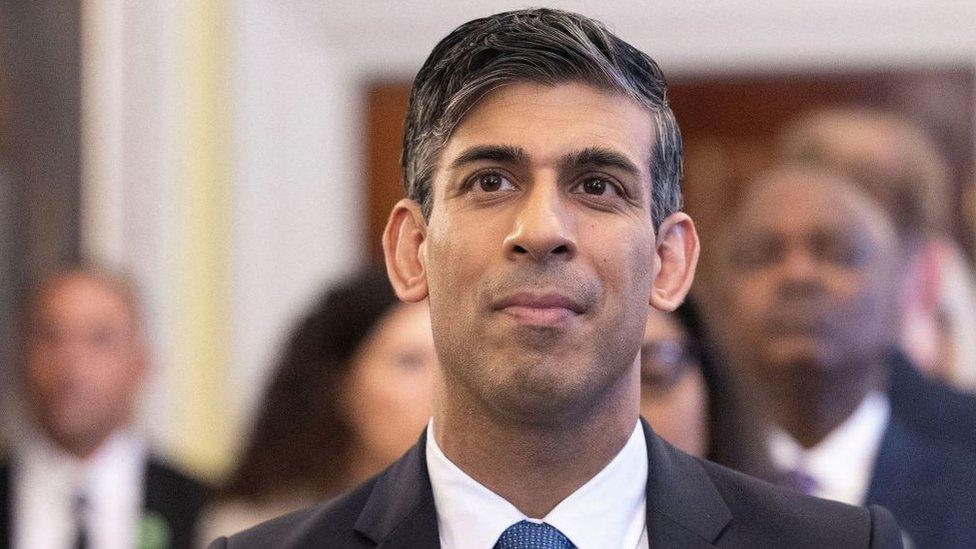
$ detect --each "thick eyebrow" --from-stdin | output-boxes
[449,145,527,170]
[560,147,642,178]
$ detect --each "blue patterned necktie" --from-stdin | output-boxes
[494,520,576,549]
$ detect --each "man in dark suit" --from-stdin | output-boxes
[778,107,976,456]
[716,167,976,548]
[780,108,976,392]
[1,266,207,549]
[216,9,902,548]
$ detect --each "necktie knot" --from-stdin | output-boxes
[782,467,819,495]
[494,520,575,549]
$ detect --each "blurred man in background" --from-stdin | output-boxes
[0,266,207,549]
[779,108,976,452]
[780,108,976,393]
[717,168,976,548]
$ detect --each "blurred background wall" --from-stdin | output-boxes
[2,0,975,479]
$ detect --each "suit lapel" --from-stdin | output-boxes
[354,429,440,548]
[0,461,10,548]
[142,459,208,549]
[351,423,732,548]
[642,420,730,548]
[864,419,908,508]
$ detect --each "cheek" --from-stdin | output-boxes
[347,361,433,461]
[834,275,890,327]
[640,372,708,455]
[590,230,654,293]
[730,279,765,317]
[26,345,59,377]
[824,268,862,295]
[425,220,502,333]
[350,361,432,424]
[102,356,142,397]
[824,272,878,315]
[426,227,486,296]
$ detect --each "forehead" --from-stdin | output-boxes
[735,174,891,242]
[439,81,654,175]
[33,274,134,326]
[800,114,912,167]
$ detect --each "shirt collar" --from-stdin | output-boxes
[17,427,147,506]
[426,419,647,549]
[768,392,890,505]
[14,428,148,549]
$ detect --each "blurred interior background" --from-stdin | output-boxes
[1,0,974,481]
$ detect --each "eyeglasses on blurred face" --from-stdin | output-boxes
[640,340,698,394]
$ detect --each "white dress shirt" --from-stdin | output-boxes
[426,420,649,549]
[768,392,890,505]
[12,429,148,549]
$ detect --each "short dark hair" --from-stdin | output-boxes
[402,8,683,230]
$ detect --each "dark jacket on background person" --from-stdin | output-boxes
[865,411,976,548]
[0,458,208,549]
[888,350,976,452]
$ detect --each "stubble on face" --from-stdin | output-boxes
[422,82,657,428]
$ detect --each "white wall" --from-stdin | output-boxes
[81,0,976,474]
[229,0,364,442]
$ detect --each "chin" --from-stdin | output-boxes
[485,356,611,424]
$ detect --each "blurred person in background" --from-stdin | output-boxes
[780,107,976,394]
[0,265,208,549]
[717,167,976,548]
[199,268,435,543]
[640,301,773,481]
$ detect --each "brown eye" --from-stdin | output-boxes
[478,173,510,192]
[582,178,608,195]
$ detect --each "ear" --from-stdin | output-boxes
[650,212,700,312]
[383,198,429,302]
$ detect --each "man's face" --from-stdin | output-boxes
[23,274,145,455]
[721,174,895,379]
[422,81,658,421]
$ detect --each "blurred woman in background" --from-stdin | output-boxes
[199,268,435,543]
[640,300,773,480]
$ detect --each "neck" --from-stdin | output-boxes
[766,359,885,448]
[36,415,129,462]
[47,430,113,461]
[433,364,640,518]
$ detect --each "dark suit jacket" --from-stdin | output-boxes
[865,416,976,549]
[0,456,208,549]
[213,421,901,548]
[887,350,976,452]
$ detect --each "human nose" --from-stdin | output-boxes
[776,247,824,299]
[503,181,577,263]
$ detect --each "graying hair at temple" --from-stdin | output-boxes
[401,8,684,231]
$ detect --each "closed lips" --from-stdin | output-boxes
[493,292,586,313]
